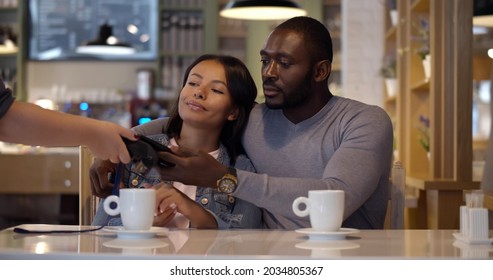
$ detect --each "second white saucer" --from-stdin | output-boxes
[295,240,360,251]
[103,226,169,239]
[295,227,360,240]
[103,238,169,249]
[452,232,493,245]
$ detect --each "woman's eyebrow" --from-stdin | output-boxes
[190,73,227,86]
[190,73,203,79]
[211,80,227,86]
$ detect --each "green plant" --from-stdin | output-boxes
[417,114,430,152]
[387,0,397,10]
[380,56,396,78]
[413,18,430,60]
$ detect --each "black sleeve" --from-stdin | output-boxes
[0,78,15,119]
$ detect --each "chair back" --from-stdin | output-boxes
[384,161,405,229]
[79,146,99,225]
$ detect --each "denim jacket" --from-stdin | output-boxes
[92,134,262,229]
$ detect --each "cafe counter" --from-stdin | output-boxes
[0,147,79,229]
[0,225,491,259]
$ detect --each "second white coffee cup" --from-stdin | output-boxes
[292,190,345,232]
[104,188,156,231]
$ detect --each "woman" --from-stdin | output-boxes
[93,54,261,229]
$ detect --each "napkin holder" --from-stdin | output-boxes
[455,202,491,244]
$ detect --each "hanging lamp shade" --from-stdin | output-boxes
[220,0,306,20]
[473,0,493,27]
[76,22,136,55]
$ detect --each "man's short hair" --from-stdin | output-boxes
[275,16,333,63]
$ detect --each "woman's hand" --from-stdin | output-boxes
[147,182,217,229]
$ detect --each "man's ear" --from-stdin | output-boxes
[313,60,331,82]
[227,107,239,121]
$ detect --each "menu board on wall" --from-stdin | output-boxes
[28,0,157,60]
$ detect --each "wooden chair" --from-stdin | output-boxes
[78,146,100,225]
[384,161,406,229]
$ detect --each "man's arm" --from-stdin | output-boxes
[157,106,394,229]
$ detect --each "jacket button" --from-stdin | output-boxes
[200,197,209,205]
[131,179,139,186]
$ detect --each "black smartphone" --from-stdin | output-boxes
[123,136,175,167]
[139,135,172,153]
[139,135,175,167]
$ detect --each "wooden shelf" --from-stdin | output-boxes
[410,79,430,91]
[406,176,480,191]
[385,26,397,40]
[411,0,430,12]
[0,52,17,57]
[473,139,489,151]
[156,0,219,93]
[0,3,24,100]
[485,193,493,211]
[383,0,474,229]
[385,96,397,104]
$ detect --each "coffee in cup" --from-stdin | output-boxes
[292,190,344,231]
[104,188,156,231]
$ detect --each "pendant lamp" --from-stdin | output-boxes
[76,22,136,55]
[474,0,493,27]
[220,0,306,20]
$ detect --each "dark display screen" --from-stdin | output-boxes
[28,0,157,60]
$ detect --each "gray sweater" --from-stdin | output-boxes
[135,96,394,230]
[238,96,393,229]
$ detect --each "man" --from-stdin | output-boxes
[0,79,136,163]
[91,16,393,229]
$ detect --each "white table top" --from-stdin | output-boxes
[0,224,492,259]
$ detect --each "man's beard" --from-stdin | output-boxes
[264,70,313,110]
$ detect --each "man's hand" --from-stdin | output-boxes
[89,158,118,198]
[157,146,229,189]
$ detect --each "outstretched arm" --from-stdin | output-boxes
[0,82,136,163]
[0,102,136,163]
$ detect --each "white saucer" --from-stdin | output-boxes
[103,238,169,249]
[103,226,169,239]
[452,233,493,245]
[295,228,360,240]
[295,240,360,251]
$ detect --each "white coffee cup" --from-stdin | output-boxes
[104,188,156,231]
[292,190,345,231]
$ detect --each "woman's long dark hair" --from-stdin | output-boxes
[165,54,257,164]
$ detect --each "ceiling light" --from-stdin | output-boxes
[473,0,493,27]
[220,0,306,21]
[487,48,493,58]
[76,22,135,55]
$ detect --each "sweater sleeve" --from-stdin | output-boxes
[132,118,169,135]
[234,105,394,229]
